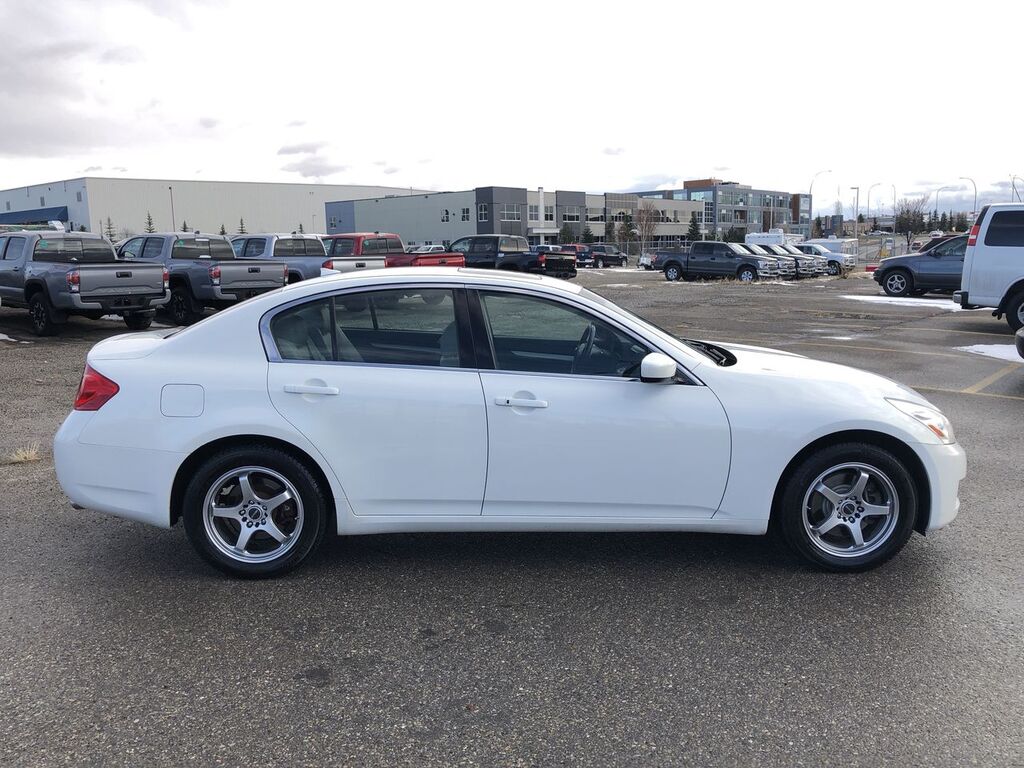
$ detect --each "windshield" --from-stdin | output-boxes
[745,244,769,255]
[727,243,750,254]
[33,238,116,263]
[782,245,803,254]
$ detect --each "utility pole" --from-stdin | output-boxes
[168,186,176,232]
[849,186,860,238]
[959,177,977,218]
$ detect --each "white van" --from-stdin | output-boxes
[744,228,803,248]
[955,203,1024,330]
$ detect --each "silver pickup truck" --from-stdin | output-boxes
[118,233,287,325]
[230,233,327,283]
[0,231,169,336]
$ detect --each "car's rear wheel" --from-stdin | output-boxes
[664,264,681,282]
[882,270,912,297]
[596,258,605,269]
[827,261,841,276]
[1005,289,1024,332]
[28,293,59,336]
[777,442,917,571]
[167,286,202,325]
[183,446,327,578]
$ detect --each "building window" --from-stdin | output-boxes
[586,208,604,222]
[442,240,451,248]
[76,191,82,203]
[39,196,45,206]
[478,203,489,222]
[329,216,337,228]
[544,205,554,222]
[4,202,9,211]
[528,205,539,221]
[500,203,521,222]
[563,206,580,222]
[461,207,470,221]
[441,209,450,222]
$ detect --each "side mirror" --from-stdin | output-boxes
[640,352,677,383]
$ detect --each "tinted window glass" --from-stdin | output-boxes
[3,236,24,260]
[327,238,355,257]
[142,238,164,260]
[270,298,333,362]
[448,238,471,254]
[984,211,1024,247]
[332,289,460,367]
[274,239,298,257]
[385,238,404,254]
[171,238,235,259]
[362,238,381,254]
[0,238,6,258]
[231,239,245,257]
[34,237,115,263]
[243,238,266,258]
[304,239,326,257]
[120,238,145,259]
[479,291,649,377]
[469,238,494,254]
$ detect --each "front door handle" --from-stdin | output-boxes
[495,397,548,408]
[284,384,340,396]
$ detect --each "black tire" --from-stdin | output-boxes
[182,444,328,578]
[167,286,202,326]
[882,269,912,297]
[664,264,681,282]
[827,260,841,276]
[596,258,605,269]
[1005,289,1024,332]
[123,312,153,331]
[620,257,628,267]
[28,293,59,336]
[776,442,918,572]
[737,265,757,282]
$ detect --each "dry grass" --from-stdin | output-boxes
[6,443,41,464]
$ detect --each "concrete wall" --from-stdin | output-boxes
[331,190,478,246]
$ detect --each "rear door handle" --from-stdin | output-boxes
[495,397,548,408]
[284,384,340,396]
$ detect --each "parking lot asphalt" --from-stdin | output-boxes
[0,270,1021,767]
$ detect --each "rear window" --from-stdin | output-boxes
[171,238,236,259]
[304,239,326,257]
[384,238,404,254]
[34,238,116,263]
[327,238,355,257]
[274,239,298,257]
[983,211,1024,247]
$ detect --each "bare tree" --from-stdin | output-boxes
[635,200,661,253]
[895,195,929,247]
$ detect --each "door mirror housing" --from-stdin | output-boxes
[640,352,677,383]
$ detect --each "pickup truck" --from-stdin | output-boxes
[230,233,327,283]
[384,250,465,268]
[320,232,399,274]
[655,241,781,282]
[117,233,287,326]
[447,234,577,279]
[0,231,169,336]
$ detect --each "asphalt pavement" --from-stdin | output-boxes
[0,269,1021,767]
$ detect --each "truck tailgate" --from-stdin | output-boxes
[79,263,165,298]
[218,260,286,290]
[326,256,386,273]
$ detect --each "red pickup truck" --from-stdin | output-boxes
[320,232,464,272]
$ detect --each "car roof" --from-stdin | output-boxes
[322,232,401,239]
[234,232,322,239]
[2,230,105,239]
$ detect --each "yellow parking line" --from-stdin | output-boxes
[961,363,1022,394]
[913,385,1024,403]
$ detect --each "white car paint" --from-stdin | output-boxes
[959,203,1024,320]
[53,269,965,551]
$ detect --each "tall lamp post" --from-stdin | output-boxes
[935,186,952,227]
[1012,175,1024,202]
[959,176,977,218]
[849,186,860,238]
[808,169,831,238]
[866,182,881,229]
[168,186,176,232]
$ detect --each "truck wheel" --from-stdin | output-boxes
[882,270,912,297]
[596,258,605,269]
[827,261,841,276]
[167,287,201,326]
[664,264,681,282]
[28,293,59,336]
[123,312,154,331]
[737,266,757,282]
[1005,289,1024,332]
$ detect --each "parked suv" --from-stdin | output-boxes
[118,232,286,326]
[589,243,628,268]
[231,233,327,283]
[955,204,1024,330]
[448,235,577,279]
[0,230,168,335]
[874,235,966,297]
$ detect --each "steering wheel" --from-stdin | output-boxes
[572,323,596,374]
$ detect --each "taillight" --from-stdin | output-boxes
[967,224,979,246]
[162,268,169,290]
[537,253,546,265]
[66,269,80,294]
[208,265,221,285]
[74,364,119,411]
[322,259,334,270]
[385,256,397,268]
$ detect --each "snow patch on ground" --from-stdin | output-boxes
[602,283,645,288]
[956,344,1022,362]
[0,333,31,344]
[824,336,855,341]
[840,294,973,311]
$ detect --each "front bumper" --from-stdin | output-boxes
[915,440,967,532]
[54,411,184,529]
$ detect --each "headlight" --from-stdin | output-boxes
[886,398,956,444]
[757,259,771,268]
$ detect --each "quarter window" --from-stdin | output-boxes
[478,291,649,377]
[984,211,1024,247]
[142,237,164,259]
[271,290,463,368]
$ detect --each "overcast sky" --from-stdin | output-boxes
[1,0,1020,217]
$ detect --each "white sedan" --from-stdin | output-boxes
[54,269,966,577]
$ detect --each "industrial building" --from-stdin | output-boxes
[635,178,812,238]
[324,186,704,247]
[0,177,427,237]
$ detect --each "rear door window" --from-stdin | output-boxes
[142,237,164,260]
[3,237,24,260]
[983,211,1024,247]
[120,237,146,259]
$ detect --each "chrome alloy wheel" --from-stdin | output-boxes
[202,466,304,563]
[801,463,899,558]
[885,273,907,294]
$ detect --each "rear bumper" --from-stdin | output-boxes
[915,440,967,532]
[212,285,283,301]
[53,411,183,529]
[952,290,975,309]
[67,292,169,311]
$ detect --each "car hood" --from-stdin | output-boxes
[877,254,915,268]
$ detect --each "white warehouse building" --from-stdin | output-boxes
[0,177,427,237]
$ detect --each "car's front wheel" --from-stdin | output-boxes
[664,264,681,281]
[777,442,918,571]
[1005,289,1024,332]
[882,270,912,297]
[596,258,605,269]
[183,445,328,577]
[737,266,757,282]
[827,260,841,276]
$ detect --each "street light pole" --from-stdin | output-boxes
[168,186,176,231]
[866,182,881,228]
[959,176,977,218]
[808,170,831,238]
[849,186,860,238]
[935,186,951,227]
